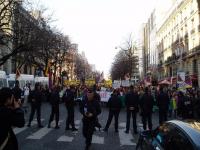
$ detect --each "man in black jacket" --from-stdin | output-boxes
[12,80,22,102]
[80,88,101,150]
[157,87,170,125]
[27,83,43,128]
[63,86,78,131]
[125,85,139,134]
[104,90,122,132]
[48,86,60,129]
[139,87,154,130]
[0,87,25,150]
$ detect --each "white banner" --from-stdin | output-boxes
[112,80,121,89]
[121,80,130,87]
[98,91,111,102]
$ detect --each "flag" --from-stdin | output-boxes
[49,69,53,89]
[16,68,21,80]
[177,74,183,82]
[45,61,51,77]
[124,73,130,80]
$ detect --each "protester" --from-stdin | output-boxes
[124,85,139,134]
[48,86,60,129]
[139,87,154,130]
[92,84,102,131]
[63,85,78,131]
[193,90,200,120]
[12,80,22,104]
[119,88,125,108]
[22,83,30,112]
[103,89,122,132]
[80,87,101,150]
[0,87,25,150]
[178,91,193,119]
[157,87,170,125]
[27,83,43,128]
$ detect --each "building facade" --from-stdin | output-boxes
[157,0,200,87]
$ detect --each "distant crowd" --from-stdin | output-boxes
[1,80,200,150]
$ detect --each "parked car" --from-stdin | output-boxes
[136,120,200,150]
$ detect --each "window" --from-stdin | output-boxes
[193,59,197,74]
[152,123,172,148]
[167,128,194,150]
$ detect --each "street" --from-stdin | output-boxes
[15,102,159,150]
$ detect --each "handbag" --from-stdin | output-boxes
[0,132,10,150]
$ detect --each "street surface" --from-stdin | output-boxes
[15,102,159,150]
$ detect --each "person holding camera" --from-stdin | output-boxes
[80,87,101,150]
[0,87,25,150]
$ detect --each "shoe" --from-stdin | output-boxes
[27,124,31,127]
[38,125,44,128]
[65,127,71,130]
[72,128,78,131]
[103,128,108,132]
[134,130,138,134]
[124,130,129,134]
[55,126,60,129]
[85,143,91,150]
[85,145,90,150]
[48,124,51,128]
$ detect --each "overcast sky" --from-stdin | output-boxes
[31,0,171,78]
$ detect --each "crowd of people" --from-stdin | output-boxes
[0,80,200,150]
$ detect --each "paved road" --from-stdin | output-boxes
[15,102,159,150]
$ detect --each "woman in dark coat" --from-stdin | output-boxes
[80,88,101,150]
[0,87,25,150]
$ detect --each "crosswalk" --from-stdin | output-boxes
[14,118,142,146]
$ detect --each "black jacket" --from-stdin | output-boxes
[12,86,22,100]
[29,89,43,105]
[0,106,25,150]
[157,91,169,111]
[139,92,154,115]
[107,94,122,111]
[80,96,101,120]
[63,89,75,107]
[50,90,60,106]
[178,95,193,119]
[125,91,139,112]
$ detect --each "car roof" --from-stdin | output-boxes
[168,120,200,150]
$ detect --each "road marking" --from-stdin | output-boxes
[75,119,81,128]
[27,127,53,139]
[119,122,126,128]
[14,119,44,135]
[51,120,63,127]
[57,135,74,142]
[75,120,81,125]
[119,129,136,146]
[137,123,143,127]
[92,135,104,144]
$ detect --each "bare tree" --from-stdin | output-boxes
[110,34,139,80]
[74,52,93,83]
